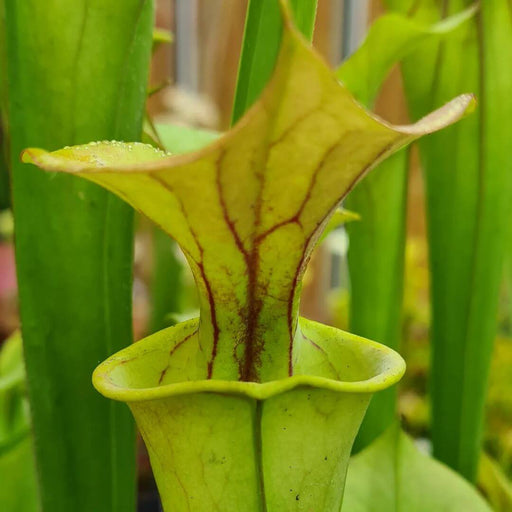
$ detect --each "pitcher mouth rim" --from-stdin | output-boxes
[93,367,406,403]
[92,318,406,403]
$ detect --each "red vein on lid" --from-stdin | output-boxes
[255,138,343,244]
[150,174,220,379]
[215,150,250,264]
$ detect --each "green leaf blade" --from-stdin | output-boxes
[231,0,318,124]
[4,0,154,510]
[337,6,477,107]
[385,0,512,480]
[337,5,476,450]
[343,425,492,512]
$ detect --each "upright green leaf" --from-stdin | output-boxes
[0,1,10,211]
[385,0,512,480]
[231,0,318,124]
[338,6,477,108]
[337,5,475,450]
[342,425,492,512]
[3,1,154,510]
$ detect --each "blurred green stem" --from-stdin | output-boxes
[347,151,408,450]
[149,227,182,333]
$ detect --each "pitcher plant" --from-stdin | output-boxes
[22,1,474,510]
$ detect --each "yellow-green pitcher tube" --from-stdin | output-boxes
[93,317,405,512]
